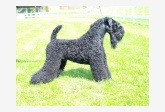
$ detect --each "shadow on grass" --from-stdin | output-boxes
[16,59,44,63]
[60,68,94,81]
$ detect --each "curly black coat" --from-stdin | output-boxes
[31,17,125,84]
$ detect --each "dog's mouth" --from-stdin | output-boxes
[114,26,124,39]
[108,27,124,40]
[115,30,124,38]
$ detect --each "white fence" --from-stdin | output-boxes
[16,6,149,23]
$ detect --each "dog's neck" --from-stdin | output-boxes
[87,24,107,43]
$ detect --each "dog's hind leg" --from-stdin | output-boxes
[57,59,67,77]
[30,57,62,84]
[30,45,62,84]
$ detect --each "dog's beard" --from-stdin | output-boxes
[109,28,124,49]
[110,33,118,49]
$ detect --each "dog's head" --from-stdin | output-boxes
[104,17,125,49]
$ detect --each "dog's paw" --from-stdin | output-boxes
[30,72,56,84]
[30,74,42,84]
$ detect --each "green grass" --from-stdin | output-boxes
[16,18,149,106]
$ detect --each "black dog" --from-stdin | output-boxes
[31,17,125,84]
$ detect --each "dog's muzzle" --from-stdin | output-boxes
[114,26,125,40]
[107,22,125,49]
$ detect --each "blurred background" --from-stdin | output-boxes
[16,6,149,23]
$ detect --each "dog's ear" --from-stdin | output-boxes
[104,17,113,31]
[107,18,112,26]
[104,17,118,49]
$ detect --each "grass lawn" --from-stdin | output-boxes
[16,17,149,106]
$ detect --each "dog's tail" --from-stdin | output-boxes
[51,25,62,41]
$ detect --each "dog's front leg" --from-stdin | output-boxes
[102,50,112,79]
[89,51,110,82]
